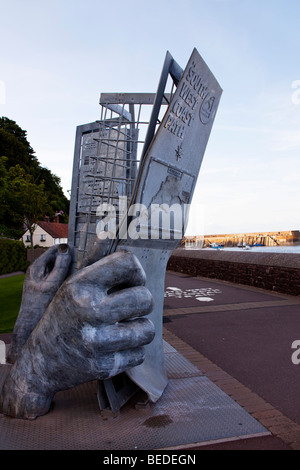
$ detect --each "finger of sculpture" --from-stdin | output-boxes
[7,244,72,364]
[29,243,71,283]
[68,285,153,324]
[81,318,155,352]
[97,286,153,323]
[72,250,146,290]
[98,347,147,378]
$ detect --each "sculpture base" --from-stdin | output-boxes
[0,341,268,450]
[97,374,140,416]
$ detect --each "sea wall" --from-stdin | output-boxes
[167,249,300,296]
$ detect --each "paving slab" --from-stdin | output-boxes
[0,341,268,450]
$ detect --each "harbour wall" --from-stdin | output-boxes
[167,249,300,296]
[182,230,300,248]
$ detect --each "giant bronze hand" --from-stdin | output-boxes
[0,251,154,419]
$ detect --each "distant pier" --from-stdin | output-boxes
[182,230,300,248]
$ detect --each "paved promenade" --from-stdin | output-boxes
[1,270,299,450]
[163,271,300,450]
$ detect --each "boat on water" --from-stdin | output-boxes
[237,242,252,250]
[210,242,224,249]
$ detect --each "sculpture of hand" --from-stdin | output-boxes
[0,251,154,419]
[7,243,72,364]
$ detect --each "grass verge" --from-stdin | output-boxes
[0,274,25,333]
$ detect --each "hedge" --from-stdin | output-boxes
[0,239,29,275]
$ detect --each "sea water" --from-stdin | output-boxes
[199,245,300,254]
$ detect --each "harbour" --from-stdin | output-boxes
[182,230,300,252]
[197,245,300,254]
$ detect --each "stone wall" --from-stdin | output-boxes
[167,249,300,296]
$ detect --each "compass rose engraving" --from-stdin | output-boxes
[175,143,183,161]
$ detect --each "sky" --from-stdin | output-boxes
[1,0,300,236]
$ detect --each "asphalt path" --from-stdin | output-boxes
[163,271,300,449]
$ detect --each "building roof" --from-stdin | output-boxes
[38,221,68,239]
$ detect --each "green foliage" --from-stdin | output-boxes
[0,274,25,333]
[0,157,51,245]
[36,166,69,220]
[0,239,29,275]
[0,117,34,151]
[8,163,50,225]
[0,117,38,172]
[0,116,70,236]
[0,224,23,239]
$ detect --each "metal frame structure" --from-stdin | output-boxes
[68,51,183,273]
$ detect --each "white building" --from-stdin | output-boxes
[21,221,68,248]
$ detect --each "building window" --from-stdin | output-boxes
[40,234,46,242]
[25,235,31,243]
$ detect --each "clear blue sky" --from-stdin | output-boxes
[1,0,300,235]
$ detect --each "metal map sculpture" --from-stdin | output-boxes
[0,48,222,419]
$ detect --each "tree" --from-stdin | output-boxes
[0,158,50,246]
[0,117,69,237]
[9,168,50,248]
[0,156,18,238]
[0,157,9,219]
[36,166,69,219]
[0,117,38,172]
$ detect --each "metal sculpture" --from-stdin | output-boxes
[0,48,222,419]
[1,249,154,419]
